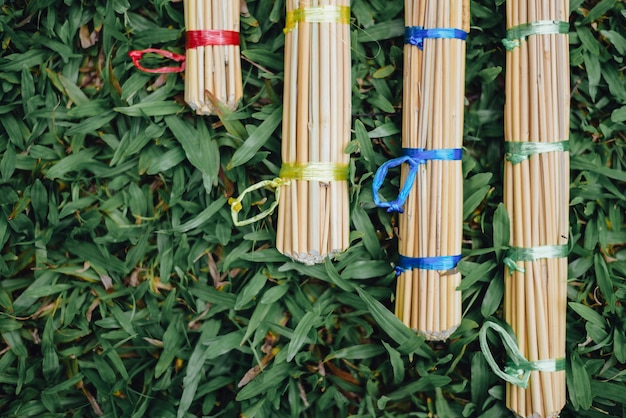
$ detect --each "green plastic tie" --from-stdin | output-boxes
[503,244,568,275]
[503,20,569,50]
[505,140,570,164]
[479,321,565,389]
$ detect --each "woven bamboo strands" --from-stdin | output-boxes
[394,0,469,340]
[276,0,351,265]
[184,0,242,115]
[503,0,569,416]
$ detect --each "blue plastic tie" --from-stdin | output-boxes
[396,254,462,275]
[405,26,468,50]
[372,148,461,213]
[404,148,462,163]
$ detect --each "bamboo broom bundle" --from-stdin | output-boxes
[381,0,468,341]
[497,1,570,416]
[275,0,351,265]
[184,0,242,115]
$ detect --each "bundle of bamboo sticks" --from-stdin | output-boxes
[503,1,570,416]
[183,0,242,114]
[394,0,469,340]
[276,0,351,265]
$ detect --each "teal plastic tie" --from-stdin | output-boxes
[505,140,570,164]
[503,20,569,50]
[503,244,568,275]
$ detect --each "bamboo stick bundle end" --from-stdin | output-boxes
[184,0,242,116]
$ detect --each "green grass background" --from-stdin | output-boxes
[0,0,625,416]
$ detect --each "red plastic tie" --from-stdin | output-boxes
[129,48,186,74]
[186,30,240,48]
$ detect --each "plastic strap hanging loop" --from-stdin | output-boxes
[128,48,186,74]
[372,155,419,213]
[372,148,461,213]
[479,321,566,389]
[229,178,289,227]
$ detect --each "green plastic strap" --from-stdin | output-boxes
[279,162,349,182]
[503,244,568,275]
[479,321,565,389]
[505,140,570,164]
[503,20,569,50]
[229,178,289,227]
[507,244,568,261]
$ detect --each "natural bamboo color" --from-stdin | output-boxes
[183,0,242,114]
[395,0,469,340]
[276,0,351,264]
[503,1,569,417]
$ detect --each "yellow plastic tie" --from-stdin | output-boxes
[229,178,289,227]
[279,162,349,182]
[284,5,350,33]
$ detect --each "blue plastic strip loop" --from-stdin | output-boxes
[372,155,419,213]
[372,148,462,213]
[405,26,468,50]
[396,254,461,275]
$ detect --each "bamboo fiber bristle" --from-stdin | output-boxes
[396,0,468,340]
[183,0,242,115]
[277,0,351,265]
[503,0,569,416]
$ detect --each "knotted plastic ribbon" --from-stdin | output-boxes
[230,163,348,227]
[129,29,239,74]
[503,20,569,50]
[405,26,467,50]
[479,321,566,389]
[505,140,570,164]
[372,148,462,213]
[284,5,350,33]
[504,244,569,275]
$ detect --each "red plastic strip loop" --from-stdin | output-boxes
[129,48,186,73]
[186,30,240,48]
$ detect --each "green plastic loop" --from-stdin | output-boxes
[479,321,565,389]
